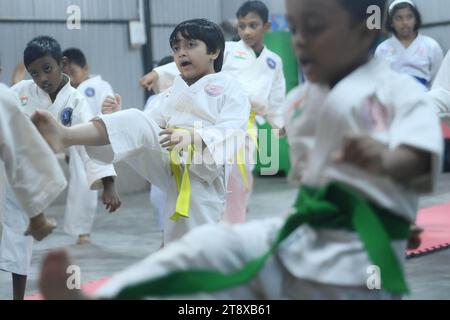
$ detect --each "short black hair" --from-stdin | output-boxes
[24,36,63,68]
[337,0,387,23]
[386,2,422,35]
[63,48,87,68]
[236,1,269,24]
[169,19,225,73]
[337,0,387,50]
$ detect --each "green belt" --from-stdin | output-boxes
[115,183,410,299]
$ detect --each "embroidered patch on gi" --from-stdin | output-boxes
[60,107,74,126]
[267,57,276,70]
[358,95,389,132]
[85,87,95,97]
[20,96,29,107]
[204,84,224,97]
[234,51,248,60]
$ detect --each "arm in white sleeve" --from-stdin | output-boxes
[0,86,67,218]
[265,59,287,129]
[153,63,179,94]
[428,88,450,125]
[389,92,443,192]
[430,42,444,83]
[430,51,450,124]
[73,98,117,189]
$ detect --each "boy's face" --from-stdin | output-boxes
[286,0,374,85]
[63,62,88,88]
[392,7,416,38]
[171,33,219,85]
[237,12,270,51]
[27,55,64,95]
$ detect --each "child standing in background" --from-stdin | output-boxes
[62,47,120,244]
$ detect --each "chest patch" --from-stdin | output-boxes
[60,107,74,126]
[20,96,29,107]
[204,84,224,97]
[85,87,96,97]
[234,51,248,60]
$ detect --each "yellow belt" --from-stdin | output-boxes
[169,141,194,222]
[237,112,258,191]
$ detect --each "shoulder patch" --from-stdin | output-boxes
[85,87,96,97]
[267,57,277,70]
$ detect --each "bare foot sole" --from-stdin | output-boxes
[76,235,91,245]
[31,110,65,153]
[39,250,84,300]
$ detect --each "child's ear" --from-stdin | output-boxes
[61,56,69,68]
[211,49,220,61]
[264,21,272,32]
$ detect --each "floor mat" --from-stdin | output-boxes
[407,203,450,258]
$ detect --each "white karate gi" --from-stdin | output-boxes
[96,58,442,300]
[375,34,444,86]
[11,76,116,236]
[429,50,450,125]
[87,73,250,243]
[63,75,115,236]
[154,40,286,224]
[0,85,67,275]
[144,96,166,231]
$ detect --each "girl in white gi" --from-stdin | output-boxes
[375,0,443,88]
[37,0,443,300]
[34,20,250,245]
[0,85,67,299]
[140,1,286,224]
[11,36,121,244]
[62,47,118,244]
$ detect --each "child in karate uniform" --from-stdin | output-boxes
[375,0,443,88]
[38,0,442,300]
[141,1,287,224]
[11,37,121,246]
[0,84,67,299]
[35,20,250,245]
[62,47,120,244]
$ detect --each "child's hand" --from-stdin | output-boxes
[250,100,266,116]
[274,127,287,137]
[333,134,388,174]
[25,213,57,241]
[139,71,159,91]
[159,128,195,152]
[101,177,121,213]
[102,94,122,114]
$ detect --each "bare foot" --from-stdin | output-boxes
[25,214,57,241]
[39,250,85,300]
[76,234,91,245]
[31,109,65,153]
[407,224,424,250]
